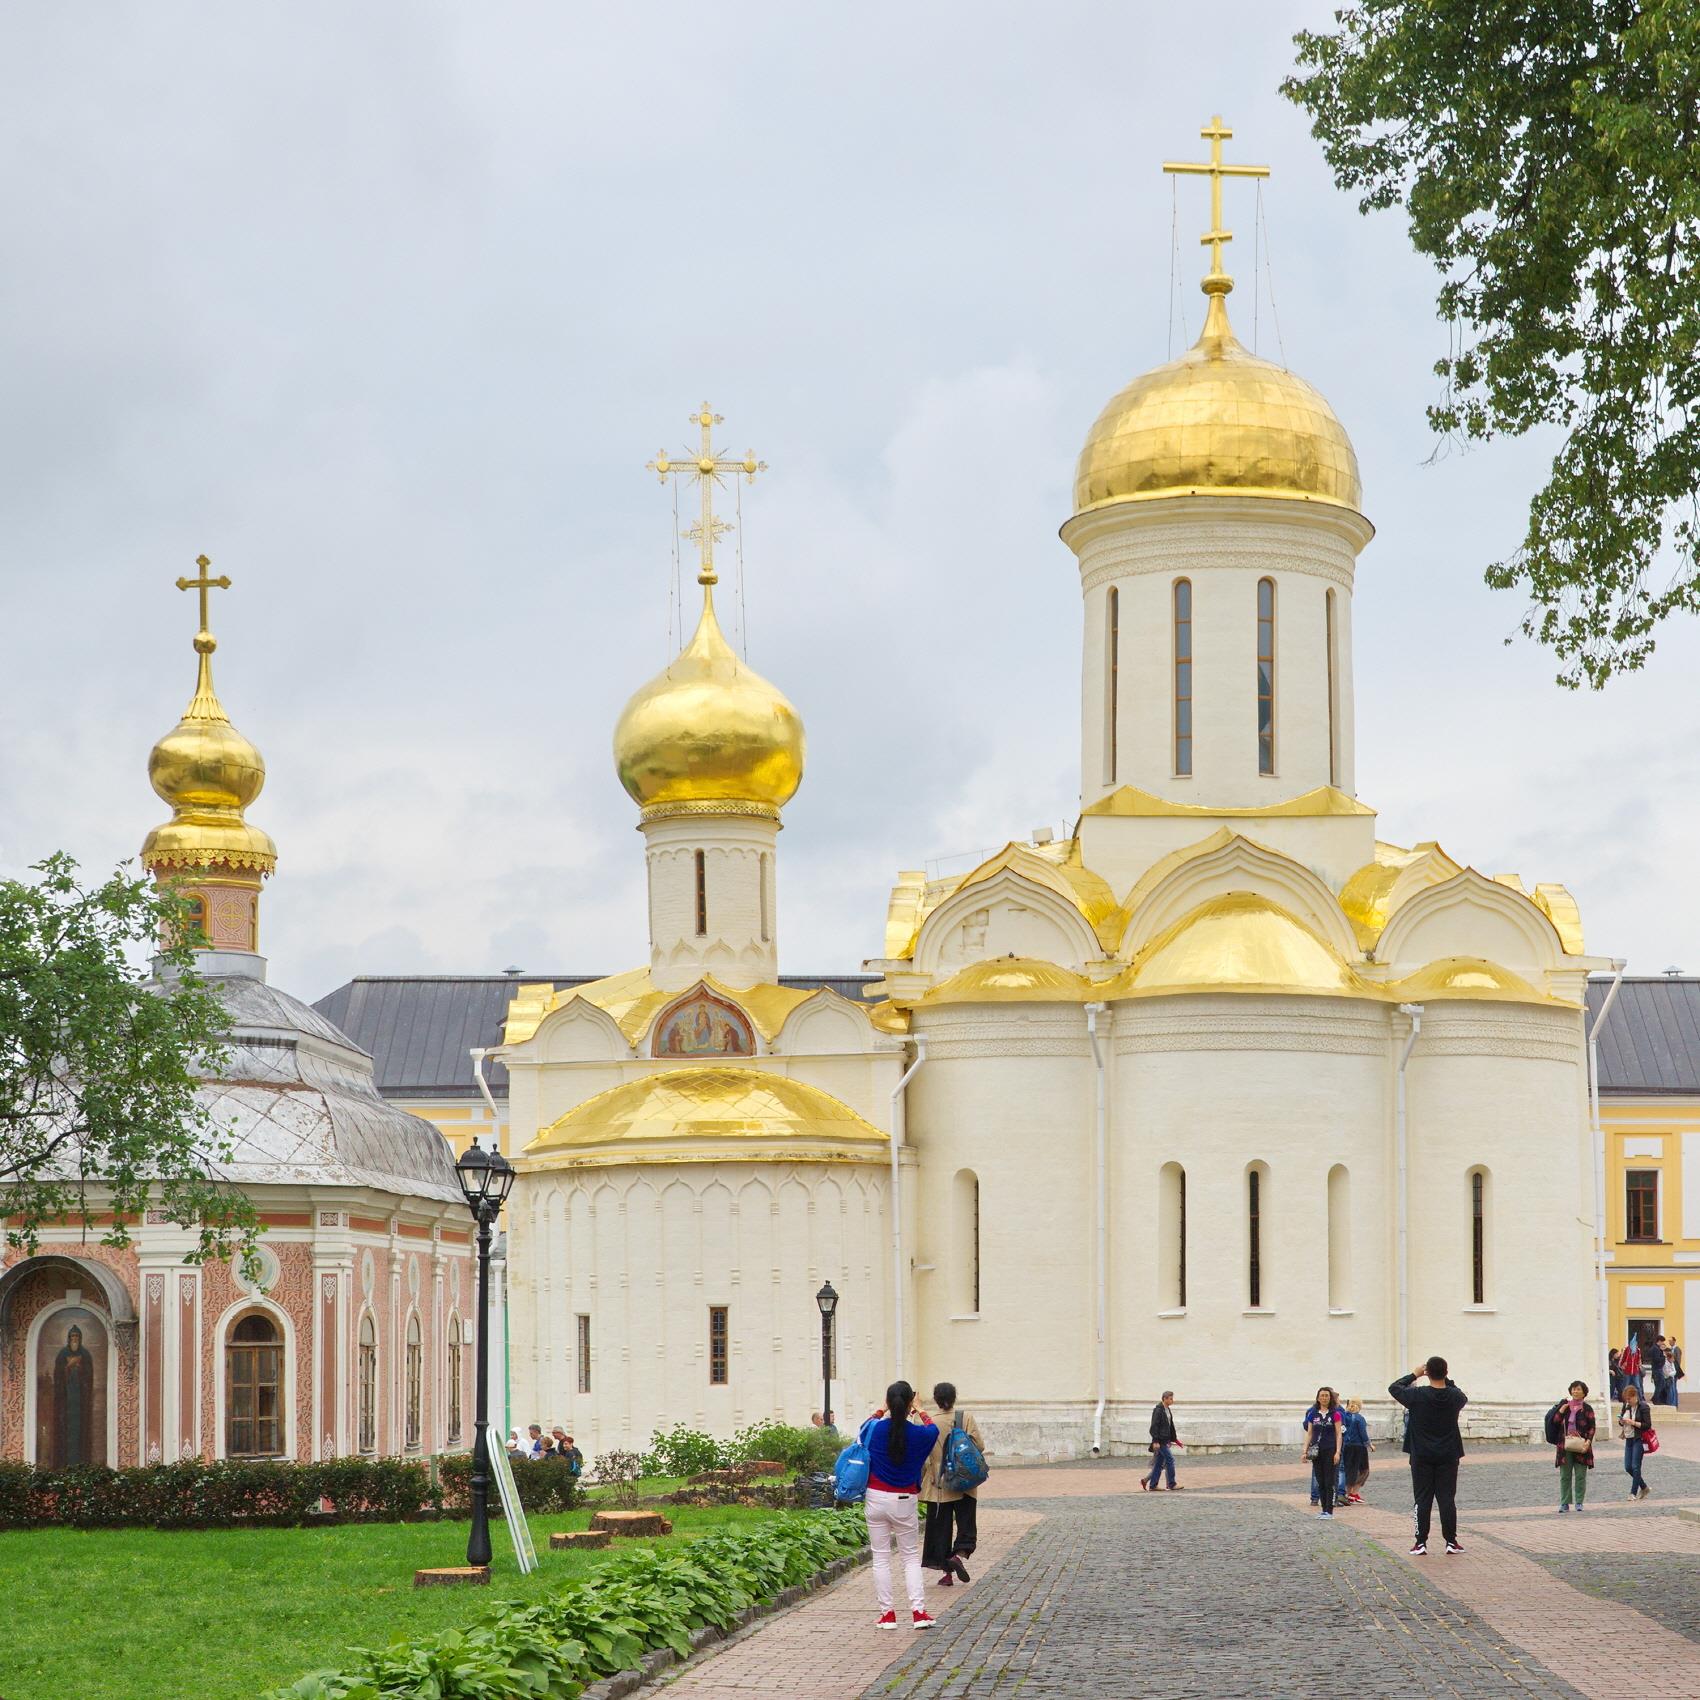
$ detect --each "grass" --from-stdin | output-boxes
[0,1503,781,1700]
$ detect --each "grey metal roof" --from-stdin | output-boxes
[311,972,881,1099]
[1586,976,1700,1095]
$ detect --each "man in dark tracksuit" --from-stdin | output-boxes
[1389,1356,1467,1555]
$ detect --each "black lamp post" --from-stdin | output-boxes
[815,1281,838,1429]
[456,1138,516,1568]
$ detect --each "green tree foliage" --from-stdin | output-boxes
[1285,0,1700,685]
[0,853,256,1260]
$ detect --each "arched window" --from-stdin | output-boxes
[357,1312,377,1455]
[694,850,708,936]
[404,1314,423,1451]
[1173,580,1193,776]
[446,1316,463,1445]
[1469,1167,1491,1305]
[1327,1165,1351,1310]
[952,1169,980,1315]
[183,891,208,946]
[1158,1162,1186,1310]
[1105,585,1120,784]
[1247,1163,1268,1308]
[226,1311,283,1459]
[1324,588,1339,787]
[1256,578,1276,774]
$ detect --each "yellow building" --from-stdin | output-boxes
[1592,974,1700,1369]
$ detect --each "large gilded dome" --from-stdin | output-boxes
[1073,293,1362,516]
[614,588,805,820]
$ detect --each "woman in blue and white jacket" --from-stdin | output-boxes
[861,1381,941,1630]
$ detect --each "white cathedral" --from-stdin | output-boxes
[505,146,1604,1458]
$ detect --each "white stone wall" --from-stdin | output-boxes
[507,1161,890,1455]
[642,812,781,993]
[1066,494,1371,812]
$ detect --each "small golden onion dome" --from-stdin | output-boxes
[1120,890,1364,998]
[613,588,805,821]
[1073,292,1362,516]
[1388,957,1569,1007]
[522,1065,886,1165]
[141,637,277,873]
[921,956,1093,1006]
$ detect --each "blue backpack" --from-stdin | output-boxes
[833,1430,872,1503]
[940,1411,989,1493]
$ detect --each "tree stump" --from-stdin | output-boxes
[745,1460,787,1476]
[413,1566,490,1587]
[549,1529,612,1550]
[590,1510,673,1537]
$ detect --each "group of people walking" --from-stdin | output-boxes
[1610,1334,1684,1406]
[1545,1376,1660,1508]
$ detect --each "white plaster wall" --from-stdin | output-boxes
[1066,495,1371,812]
[643,813,780,992]
[506,1161,889,1455]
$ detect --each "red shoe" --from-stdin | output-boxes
[912,1610,936,1629]
[1347,1493,1364,1504]
[1139,1479,1151,1491]
[877,1611,898,1629]
[936,1572,954,1586]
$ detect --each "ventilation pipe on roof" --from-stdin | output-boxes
[1589,962,1628,1408]
[1395,1004,1423,1374]
[889,1034,928,1380]
[1086,1003,1109,1456]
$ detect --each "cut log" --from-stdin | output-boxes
[413,1566,490,1587]
[590,1510,674,1537]
[549,1529,613,1550]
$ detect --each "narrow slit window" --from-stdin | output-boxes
[1248,1167,1263,1308]
[1325,588,1339,788]
[357,1313,377,1455]
[759,853,771,944]
[576,1313,592,1394]
[1105,585,1119,784]
[1471,1170,1487,1302]
[1173,579,1193,777]
[404,1315,422,1451]
[694,850,707,937]
[1178,1168,1187,1309]
[708,1306,729,1385]
[1257,577,1276,774]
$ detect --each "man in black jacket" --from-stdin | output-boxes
[1389,1356,1467,1555]
[1142,1392,1181,1492]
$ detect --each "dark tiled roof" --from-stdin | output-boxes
[1586,976,1700,1094]
[311,972,880,1099]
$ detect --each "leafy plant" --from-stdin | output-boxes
[648,1424,731,1477]
[728,1421,839,1474]
[591,1450,646,1507]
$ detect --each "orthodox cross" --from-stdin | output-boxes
[174,553,231,635]
[647,404,765,586]
[1163,115,1269,291]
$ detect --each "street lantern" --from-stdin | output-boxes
[456,1138,516,1568]
[815,1281,838,1429]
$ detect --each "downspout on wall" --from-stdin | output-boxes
[1086,1004,1109,1455]
[1395,1004,1423,1375]
[889,1034,928,1382]
[1588,962,1627,1407]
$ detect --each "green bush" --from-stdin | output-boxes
[728,1421,840,1474]
[648,1423,730,1477]
[0,1457,434,1531]
[267,1509,868,1700]
[438,1453,585,1515]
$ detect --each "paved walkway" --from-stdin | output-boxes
[662,1413,1700,1699]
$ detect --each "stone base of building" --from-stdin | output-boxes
[976,1399,1552,1462]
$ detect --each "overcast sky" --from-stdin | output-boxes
[4,3,1697,1000]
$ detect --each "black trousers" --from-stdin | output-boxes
[1410,1458,1459,1544]
[1311,1453,1336,1513]
[922,1496,978,1568]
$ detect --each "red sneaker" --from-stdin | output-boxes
[936,1572,954,1586]
[913,1610,936,1629]
[877,1611,898,1629]
[1347,1493,1364,1504]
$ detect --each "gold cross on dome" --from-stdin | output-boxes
[174,553,231,634]
[1163,115,1270,294]
[647,404,765,587]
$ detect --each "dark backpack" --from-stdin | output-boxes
[940,1411,989,1494]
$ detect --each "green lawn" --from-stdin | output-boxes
[0,1503,778,1700]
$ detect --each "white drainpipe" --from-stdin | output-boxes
[1395,1004,1423,1374]
[1589,962,1627,1405]
[1086,1003,1109,1455]
[889,1034,928,1381]
[470,1047,503,1133]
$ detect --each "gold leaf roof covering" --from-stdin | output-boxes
[141,640,277,873]
[1532,884,1586,955]
[503,968,822,1048]
[521,1065,887,1167]
[1073,293,1362,517]
[1114,891,1368,999]
[613,587,804,821]
[1082,782,1374,820]
[918,956,1094,1007]
[1337,842,1445,952]
[1388,957,1573,1008]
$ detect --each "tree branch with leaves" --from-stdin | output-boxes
[1285,0,1700,686]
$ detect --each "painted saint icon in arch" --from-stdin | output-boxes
[35,1304,109,1468]
[652,987,755,1058]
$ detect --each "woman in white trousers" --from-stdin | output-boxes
[859,1380,941,1628]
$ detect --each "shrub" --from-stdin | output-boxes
[648,1423,730,1477]
[438,1452,585,1515]
[728,1421,840,1475]
[267,1509,868,1700]
[592,1450,646,1506]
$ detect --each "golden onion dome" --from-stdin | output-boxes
[1119,891,1365,998]
[141,634,277,873]
[920,956,1094,1006]
[1073,292,1362,517]
[613,587,805,820]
